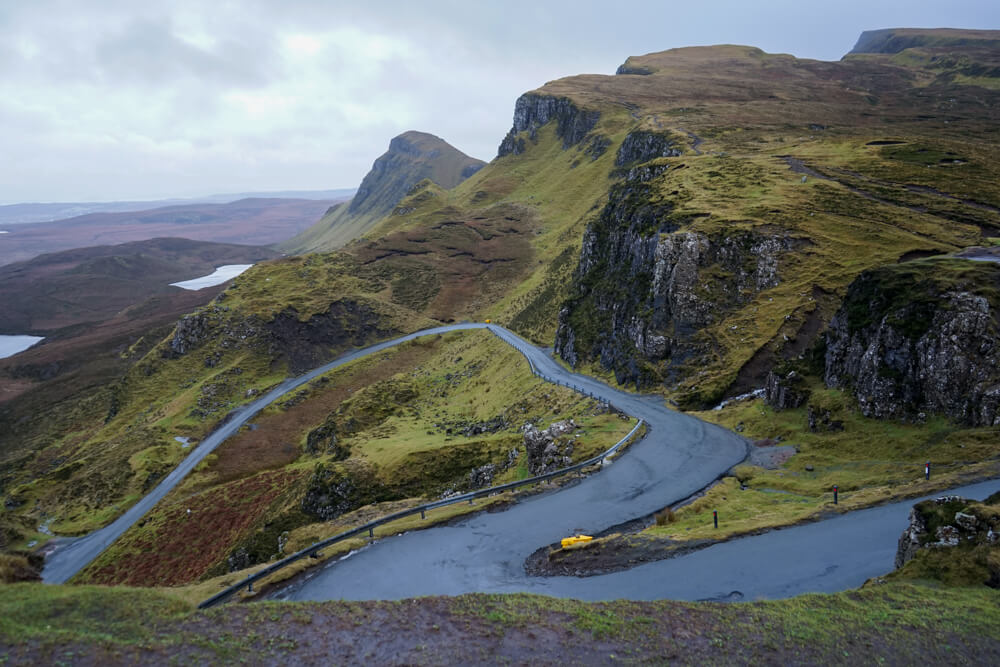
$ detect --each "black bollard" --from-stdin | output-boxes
[421,509,426,519]
[833,485,838,505]
[713,510,718,529]
[369,527,374,538]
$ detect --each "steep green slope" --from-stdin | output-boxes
[279,131,485,253]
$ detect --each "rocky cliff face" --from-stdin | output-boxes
[498,94,601,157]
[825,260,1000,426]
[614,131,682,167]
[555,148,794,395]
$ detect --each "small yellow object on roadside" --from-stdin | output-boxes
[485,319,491,323]
[560,534,593,548]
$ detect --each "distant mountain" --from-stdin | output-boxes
[280,131,485,253]
[849,27,1000,54]
[0,190,355,226]
[0,237,279,333]
[0,197,343,266]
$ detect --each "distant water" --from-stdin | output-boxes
[170,264,253,290]
[0,335,44,359]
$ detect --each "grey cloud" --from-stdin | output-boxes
[93,18,276,88]
[2,0,999,202]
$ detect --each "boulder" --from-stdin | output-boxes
[522,419,578,475]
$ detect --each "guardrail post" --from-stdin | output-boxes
[248,582,253,593]
[421,509,426,519]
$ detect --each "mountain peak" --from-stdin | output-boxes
[280,131,485,253]
[388,130,454,154]
[349,131,485,216]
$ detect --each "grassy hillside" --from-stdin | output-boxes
[4,34,1000,588]
[850,27,1000,55]
[0,239,279,497]
[71,330,632,586]
[548,44,998,405]
[3,582,999,664]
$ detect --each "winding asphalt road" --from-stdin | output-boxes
[43,323,747,584]
[271,333,1000,603]
[267,325,759,602]
[50,321,988,603]
[43,323,493,583]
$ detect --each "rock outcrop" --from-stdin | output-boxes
[895,494,1000,587]
[301,461,385,521]
[555,158,794,394]
[498,94,600,157]
[467,463,498,489]
[304,421,350,459]
[522,420,578,475]
[825,260,1000,425]
[615,131,682,167]
[764,370,810,410]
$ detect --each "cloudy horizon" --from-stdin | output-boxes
[2,0,998,204]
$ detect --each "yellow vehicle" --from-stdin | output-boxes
[485,319,491,323]
[560,534,593,548]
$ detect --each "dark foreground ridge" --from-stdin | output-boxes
[3,582,1000,665]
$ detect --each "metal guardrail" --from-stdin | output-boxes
[198,325,644,609]
[198,418,644,609]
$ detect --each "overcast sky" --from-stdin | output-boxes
[2,0,998,203]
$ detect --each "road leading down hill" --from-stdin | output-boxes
[271,325,753,601]
[42,324,748,584]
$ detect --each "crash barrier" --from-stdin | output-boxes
[198,417,644,608]
[487,326,618,410]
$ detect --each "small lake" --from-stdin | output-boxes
[0,335,44,359]
[170,264,253,290]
